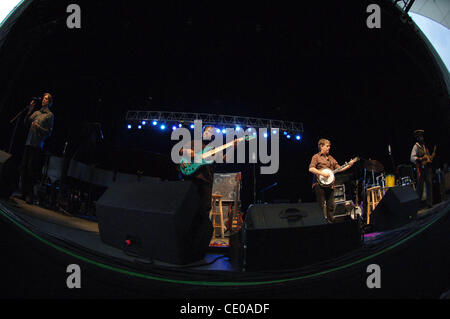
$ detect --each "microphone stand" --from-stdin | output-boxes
[8,105,30,153]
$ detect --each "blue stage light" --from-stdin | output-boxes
[152,121,158,126]
[142,121,146,125]
[283,131,287,135]
[248,128,252,132]
[190,124,195,129]
[296,135,301,140]
[160,124,166,130]
[127,124,132,129]
[286,134,291,139]
[222,129,226,134]
[216,128,221,133]
[272,130,277,135]
[138,125,142,130]
[263,132,268,138]
[178,123,182,128]
[236,126,241,131]
[172,125,177,130]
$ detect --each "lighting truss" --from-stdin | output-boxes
[126,110,304,133]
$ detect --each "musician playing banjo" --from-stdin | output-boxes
[309,138,356,223]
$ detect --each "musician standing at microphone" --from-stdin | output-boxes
[20,93,54,204]
[410,129,435,208]
[309,138,355,223]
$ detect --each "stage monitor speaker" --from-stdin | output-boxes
[0,150,19,199]
[237,203,362,271]
[371,185,419,231]
[95,180,212,265]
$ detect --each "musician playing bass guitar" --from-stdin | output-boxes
[309,138,356,223]
[410,129,436,208]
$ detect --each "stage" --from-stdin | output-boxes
[0,194,449,298]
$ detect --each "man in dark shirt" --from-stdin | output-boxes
[309,138,354,223]
[20,93,54,204]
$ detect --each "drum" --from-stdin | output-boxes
[386,174,396,188]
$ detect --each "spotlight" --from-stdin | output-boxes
[296,135,301,141]
[248,128,252,132]
[142,121,146,125]
[272,130,277,135]
[286,134,291,139]
[222,129,226,134]
[216,128,221,133]
[172,125,177,130]
[138,125,142,130]
[152,121,158,126]
[283,131,287,135]
[160,124,166,130]
[178,123,182,128]
[190,124,195,129]
[127,124,132,129]
[263,132,268,138]
[236,126,241,131]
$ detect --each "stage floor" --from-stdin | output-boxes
[0,195,448,274]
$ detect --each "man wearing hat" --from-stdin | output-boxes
[410,129,436,208]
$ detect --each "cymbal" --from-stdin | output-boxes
[364,159,384,173]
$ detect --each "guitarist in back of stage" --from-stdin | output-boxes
[410,129,436,208]
[309,138,355,223]
[180,125,238,243]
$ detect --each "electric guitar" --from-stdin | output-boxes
[421,145,436,165]
[180,135,256,176]
[317,157,359,187]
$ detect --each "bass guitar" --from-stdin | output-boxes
[317,157,359,187]
[180,134,256,176]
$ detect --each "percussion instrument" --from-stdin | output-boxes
[385,174,396,188]
[363,159,384,174]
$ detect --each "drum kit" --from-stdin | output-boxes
[363,159,414,195]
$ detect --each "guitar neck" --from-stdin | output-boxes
[202,137,244,158]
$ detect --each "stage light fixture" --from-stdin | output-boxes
[190,124,195,129]
[160,124,166,130]
[236,126,241,131]
[287,134,291,139]
[296,135,301,140]
[216,128,221,133]
[178,123,182,128]
[172,125,177,130]
[138,125,142,130]
[142,121,146,125]
[272,130,277,135]
[152,121,158,126]
[283,131,288,135]
[222,129,227,134]
[127,124,132,129]
[263,132,268,138]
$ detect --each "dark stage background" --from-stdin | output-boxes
[0,0,448,211]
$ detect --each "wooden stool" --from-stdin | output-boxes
[210,194,225,239]
[366,186,383,224]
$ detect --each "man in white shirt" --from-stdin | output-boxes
[410,129,435,208]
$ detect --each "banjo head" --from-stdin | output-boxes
[318,168,334,185]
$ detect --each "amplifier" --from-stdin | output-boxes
[334,184,346,203]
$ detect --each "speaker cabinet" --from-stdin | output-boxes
[235,203,362,271]
[96,180,212,265]
[0,150,19,198]
[371,185,419,231]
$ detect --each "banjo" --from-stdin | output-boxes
[317,157,359,187]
